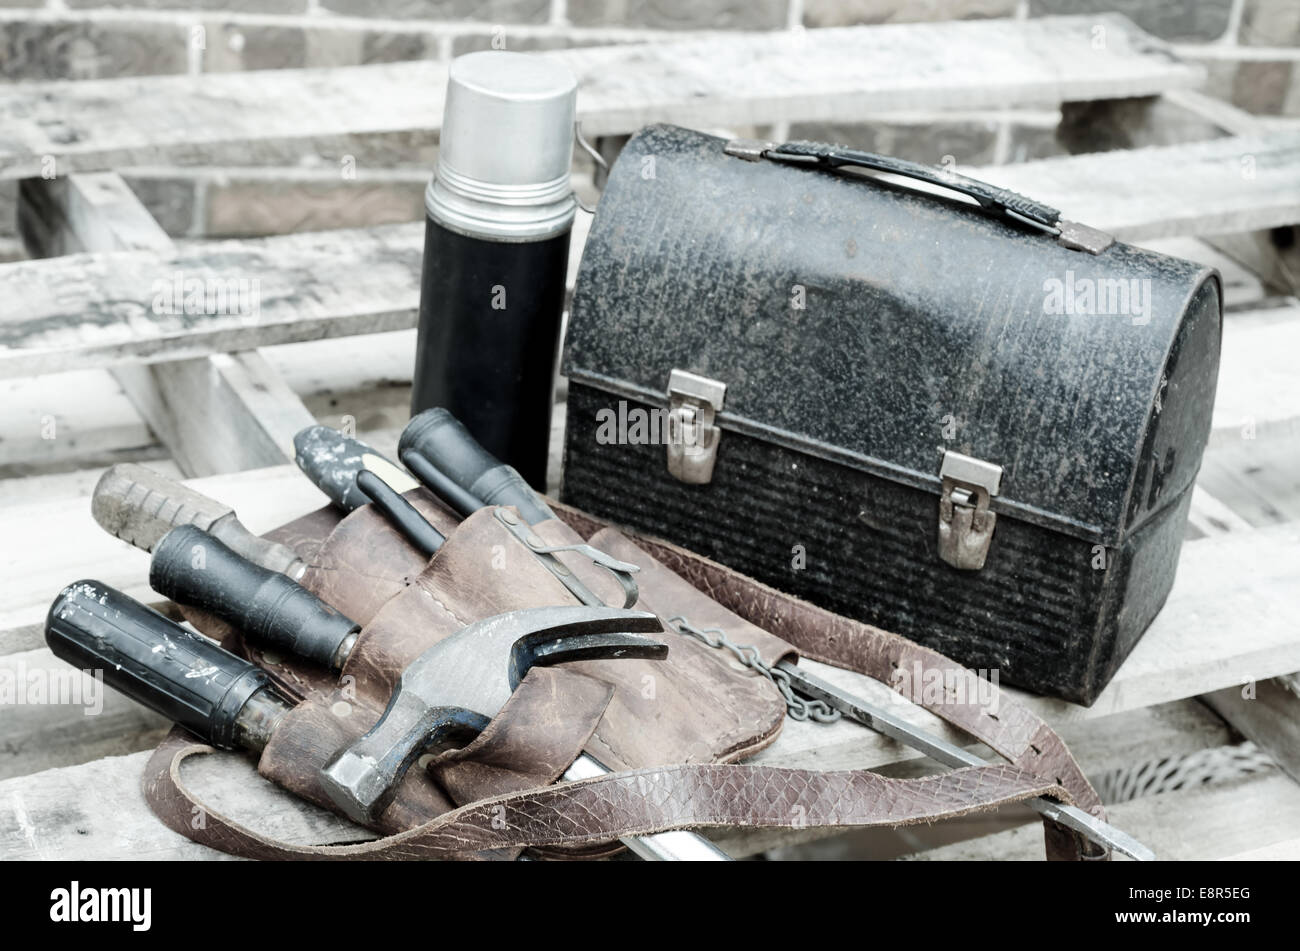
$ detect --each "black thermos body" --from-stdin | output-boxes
[411,51,578,489]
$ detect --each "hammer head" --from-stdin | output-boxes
[320,605,665,823]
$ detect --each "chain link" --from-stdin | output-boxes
[666,616,841,724]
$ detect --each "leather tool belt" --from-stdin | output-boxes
[142,489,1108,860]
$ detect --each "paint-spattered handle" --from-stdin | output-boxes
[293,425,418,512]
[91,463,305,578]
[45,580,273,749]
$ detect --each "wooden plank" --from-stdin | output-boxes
[1188,485,1254,535]
[18,173,317,476]
[112,352,317,476]
[0,331,415,475]
[1220,837,1300,860]
[0,750,365,861]
[909,770,1300,860]
[1203,679,1300,785]
[0,648,169,781]
[0,369,158,475]
[1209,303,1300,450]
[975,131,1300,242]
[0,697,1225,861]
[9,190,1297,389]
[0,221,424,380]
[0,15,1202,181]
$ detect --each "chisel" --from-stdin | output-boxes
[92,463,307,579]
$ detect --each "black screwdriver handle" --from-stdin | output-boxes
[399,408,555,525]
[45,580,276,749]
[150,524,359,669]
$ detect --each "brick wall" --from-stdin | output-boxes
[0,0,1290,246]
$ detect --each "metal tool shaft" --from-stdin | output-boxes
[562,753,731,861]
[778,661,1154,861]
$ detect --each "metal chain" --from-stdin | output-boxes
[666,616,841,724]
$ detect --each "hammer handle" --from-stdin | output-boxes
[93,463,305,578]
[151,525,359,670]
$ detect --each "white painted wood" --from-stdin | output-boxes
[975,131,1300,242]
[1209,303,1300,450]
[0,15,1202,180]
[910,771,1300,860]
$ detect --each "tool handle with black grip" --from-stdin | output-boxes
[151,525,359,670]
[45,580,280,749]
[92,463,306,577]
[400,408,555,525]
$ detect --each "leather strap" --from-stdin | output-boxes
[143,736,1072,860]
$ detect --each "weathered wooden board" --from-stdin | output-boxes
[975,131,1300,242]
[0,15,1202,180]
[0,331,416,473]
[910,770,1300,860]
[0,222,424,379]
[19,172,318,476]
[0,648,169,781]
[0,698,1229,861]
[1203,678,1300,785]
[1209,303,1300,449]
[9,136,1300,384]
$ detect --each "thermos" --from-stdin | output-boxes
[411,51,578,489]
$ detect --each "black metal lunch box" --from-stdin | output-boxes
[560,124,1222,705]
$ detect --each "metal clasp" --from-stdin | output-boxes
[494,507,640,609]
[937,451,1003,570]
[666,369,726,485]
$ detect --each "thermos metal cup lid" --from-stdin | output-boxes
[428,51,578,242]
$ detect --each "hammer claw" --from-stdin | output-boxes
[509,631,668,690]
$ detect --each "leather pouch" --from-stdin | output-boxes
[142,489,1108,860]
